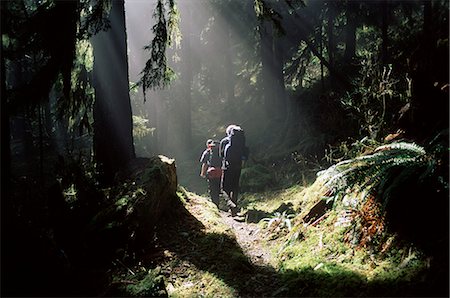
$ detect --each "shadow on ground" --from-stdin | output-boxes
[154,199,449,297]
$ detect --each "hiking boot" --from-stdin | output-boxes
[227,200,237,209]
[233,215,246,222]
[230,206,239,217]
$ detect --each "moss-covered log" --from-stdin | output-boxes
[87,155,179,259]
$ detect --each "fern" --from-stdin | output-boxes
[319,142,428,202]
[261,211,296,233]
[315,140,448,249]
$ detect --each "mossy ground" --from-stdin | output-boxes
[107,181,447,297]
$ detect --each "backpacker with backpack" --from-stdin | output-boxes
[222,126,249,166]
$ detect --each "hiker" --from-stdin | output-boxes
[220,125,249,216]
[200,139,223,207]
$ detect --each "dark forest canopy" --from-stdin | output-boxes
[2,0,449,174]
[1,0,449,296]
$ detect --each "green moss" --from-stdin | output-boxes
[258,165,442,296]
[112,269,167,297]
[176,186,189,204]
[126,272,166,297]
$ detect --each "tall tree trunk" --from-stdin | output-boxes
[224,24,236,109]
[301,35,351,89]
[344,4,357,62]
[92,0,135,183]
[179,2,193,154]
[259,20,285,120]
[273,35,286,117]
[1,45,10,194]
[157,90,169,154]
[381,0,389,64]
[422,0,432,49]
[327,2,335,68]
[290,10,351,89]
[319,23,325,90]
[148,91,159,154]
[260,19,273,114]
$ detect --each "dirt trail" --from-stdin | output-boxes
[158,192,284,297]
[219,211,273,267]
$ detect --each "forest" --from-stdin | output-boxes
[1,0,449,297]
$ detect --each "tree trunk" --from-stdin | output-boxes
[1,47,11,191]
[157,90,169,154]
[148,91,159,154]
[327,2,335,68]
[260,19,273,113]
[422,0,432,48]
[381,0,389,64]
[224,24,236,109]
[302,36,351,89]
[259,20,285,120]
[273,35,286,117]
[179,2,193,154]
[344,4,357,62]
[92,0,135,184]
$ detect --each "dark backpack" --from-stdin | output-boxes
[224,127,247,164]
[208,141,222,168]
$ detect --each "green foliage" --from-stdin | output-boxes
[132,115,155,139]
[324,136,382,164]
[111,268,167,297]
[340,56,410,139]
[89,182,147,234]
[240,163,274,191]
[285,42,323,91]
[356,25,382,59]
[318,141,439,209]
[79,0,112,38]
[275,182,439,296]
[261,210,295,233]
[56,39,95,134]
[138,0,179,98]
[299,136,448,252]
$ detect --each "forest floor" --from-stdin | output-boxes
[153,191,287,297]
[218,210,273,267]
[140,186,448,298]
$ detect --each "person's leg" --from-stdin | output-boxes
[209,178,220,207]
[221,169,237,215]
[229,166,241,202]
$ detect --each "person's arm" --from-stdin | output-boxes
[200,149,209,178]
[200,163,208,178]
[219,137,228,158]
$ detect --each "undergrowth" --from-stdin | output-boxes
[233,136,448,297]
[92,138,448,297]
[260,138,449,297]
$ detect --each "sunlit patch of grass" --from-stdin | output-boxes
[240,184,304,213]
[271,179,433,296]
[182,190,231,235]
[275,214,431,296]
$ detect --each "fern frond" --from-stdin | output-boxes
[318,142,429,216]
[374,142,426,155]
